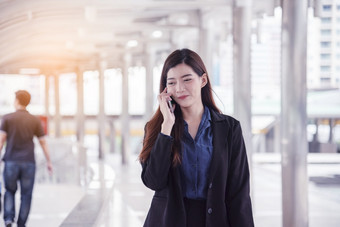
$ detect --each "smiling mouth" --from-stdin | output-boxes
[178,95,188,100]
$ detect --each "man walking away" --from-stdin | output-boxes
[0,90,53,227]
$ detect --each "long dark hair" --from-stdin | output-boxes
[139,48,220,166]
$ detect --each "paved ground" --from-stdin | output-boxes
[3,152,339,227]
[27,184,85,226]
[105,152,340,227]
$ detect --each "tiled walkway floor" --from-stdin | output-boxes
[27,184,85,226]
[7,152,340,227]
[105,153,340,227]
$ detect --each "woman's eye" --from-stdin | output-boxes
[184,79,192,82]
[167,82,175,86]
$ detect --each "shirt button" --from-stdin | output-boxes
[209,183,212,189]
[207,208,213,214]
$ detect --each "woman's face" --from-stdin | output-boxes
[166,63,207,109]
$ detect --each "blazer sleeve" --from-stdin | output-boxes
[141,133,173,191]
[226,121,254,227]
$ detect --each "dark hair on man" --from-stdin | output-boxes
[15,90,31,106]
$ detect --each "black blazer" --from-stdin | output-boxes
[141,110,254,227]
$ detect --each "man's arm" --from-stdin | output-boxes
[0,131,7,157]
[38,137,53,174]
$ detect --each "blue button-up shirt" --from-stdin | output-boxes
[180,106,213,200]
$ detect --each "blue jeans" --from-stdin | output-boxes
[3,161,36,227]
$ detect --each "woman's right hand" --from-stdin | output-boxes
[158,87,175,135]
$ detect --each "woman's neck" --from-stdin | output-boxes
[181,102,204,123]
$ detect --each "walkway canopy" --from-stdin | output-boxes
[0,0,279,74]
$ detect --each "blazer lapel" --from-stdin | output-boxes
[208,110,228,181]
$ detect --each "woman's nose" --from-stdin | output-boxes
[176,82,185,92]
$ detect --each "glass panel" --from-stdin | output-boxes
[320,54,331,59]
[59,73,77,115]
[128,66,146,115]
[320,29,331,35]
[320,42,331,47]
[105,68,122,115]
[84,71,99,115]
[321,17,332,23]
[323,5,332,11]
[320,66,331,72]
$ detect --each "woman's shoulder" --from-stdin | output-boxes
[209,109,240,126]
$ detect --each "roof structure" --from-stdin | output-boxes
[0,0,279,74]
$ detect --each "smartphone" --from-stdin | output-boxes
[167,99,174,113]
[166,89,174,113]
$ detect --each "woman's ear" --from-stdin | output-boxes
[201,73,208,88]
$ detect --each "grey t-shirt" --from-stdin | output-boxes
[0,110,45,163]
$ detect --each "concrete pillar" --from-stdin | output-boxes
[281,0,309,226]
[313,118,319,142]
[44,75,50,134]
[274,117,281,153]
[76,69,85,144]
[329,118,334,143]
[54,73,61,137]
[109,119,116,153]
[199,10,214,85]
[145,47,155,121]
[98,61,107,159]
[121,54,131,164]
[232,0,252,163]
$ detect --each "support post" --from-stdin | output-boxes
[44,74,50,134]
[232,0,253,171]
[281,0,309,226]
[145,47,155,121]
[98,61,106,159]
[76,69,85,144]
[121,54,131,164]
[328,118,334,143]
[54,73,61,137]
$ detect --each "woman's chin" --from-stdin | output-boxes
[177,102,193,109]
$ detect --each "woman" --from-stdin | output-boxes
[139,48,254,227]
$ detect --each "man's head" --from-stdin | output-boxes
[15,90,31,107]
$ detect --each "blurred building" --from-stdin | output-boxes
[308,0,340,88]
[251,1,340,91]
